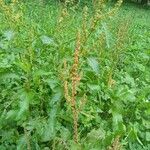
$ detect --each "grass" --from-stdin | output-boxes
[0,0,150,149]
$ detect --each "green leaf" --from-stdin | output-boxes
[40,35,54,45]
[134,62,145,72]
[87,57,99,75]
[3,30,15,41]
[86,128,105,144]
[15,61,31,73]
[42,109,57,142]
[60,127,71,140]
[16,89,34,120]
[146,132,150,141]
[6,110,17,120]
[16,136,26,150]
[44,79,59,91]
[50,88,62,105]
[87,84,100,91]
[112,112,123,130]
[0,71,19,80]
[102,22,111,49]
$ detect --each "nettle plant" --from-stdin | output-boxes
[0,0,149,149]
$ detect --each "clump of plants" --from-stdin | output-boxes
[0,0,150,149]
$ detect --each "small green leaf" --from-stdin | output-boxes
[6,110,16,120]
[146,132,150,141]
[87,57,99,75]
[40,35,54,45]
[87,84,100,91]
[3,30,15,41]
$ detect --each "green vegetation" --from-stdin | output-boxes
[0,0,150,149]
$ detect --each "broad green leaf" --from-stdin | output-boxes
[87,57,99,75]
[60,127,71,140]
[3,30,15,41]
[16,89,34,120]
[50,88,62,105]
[44,79,59,91]
[33,70,52,76]
[42,108,57,142]
[86,128,105,143]
[102,22,111,49]
[6,110,17,120]
[40,35,54,45]
[0,71,19,80]
[16,136,26,150]
[146,132,150,142]
[15,61,31,73]
[87,83,100,91]
[112,112,123,130]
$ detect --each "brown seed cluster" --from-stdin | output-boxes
[62,0,124,144]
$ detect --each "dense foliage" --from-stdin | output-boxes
[0,0,150,149]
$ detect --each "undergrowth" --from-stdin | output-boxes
[0,0,150,149]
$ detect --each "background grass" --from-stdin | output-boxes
[0,1,150,149]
